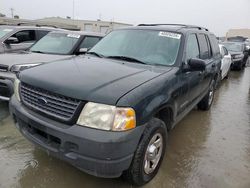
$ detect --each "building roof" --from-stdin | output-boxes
[36,17,133,26]
[226,29,250,39]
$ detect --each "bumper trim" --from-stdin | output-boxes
[0,96,10,101]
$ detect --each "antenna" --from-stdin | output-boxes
[72,0,75,19]
[10,8,14,18]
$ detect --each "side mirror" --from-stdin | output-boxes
[77,48,88,55]
[187,58,206,71]
[5,37,19,44]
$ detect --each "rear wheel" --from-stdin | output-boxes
[197,79,215,111]
[123,118,167,186]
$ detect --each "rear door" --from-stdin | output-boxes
[3,30,36,52]
[180,33,202,111]
[197,33,215,93]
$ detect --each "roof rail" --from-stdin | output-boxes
[137,24,209,31]
[16,22,57,28]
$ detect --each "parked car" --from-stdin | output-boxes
[219,44,232,80]
[227,36,247,43]
[222,41,248,70]
[0,30,104,101]
[0,25,60,53]
[10,24,221,185]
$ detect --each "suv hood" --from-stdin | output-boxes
[20,56,172,105]
[0,51,72,68]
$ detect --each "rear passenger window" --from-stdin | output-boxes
[209,34,220,56]
[186,34,200,60]
[12,30,36,43]
[205,36,212,58]
[198,34,210,59]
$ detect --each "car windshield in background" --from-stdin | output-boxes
[30,32,80,55]
[89,30,182,66]
[222,43,243,52]
[0,28,13,38]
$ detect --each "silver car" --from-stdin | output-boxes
[0,25,59,53]
[0,30,104,101]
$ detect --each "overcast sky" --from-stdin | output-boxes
[1,0,249,36]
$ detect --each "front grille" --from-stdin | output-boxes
[20,83,81,122]
[0,64,9,72]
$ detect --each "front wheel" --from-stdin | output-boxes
[123,118,167,186]
[197,79,215,111]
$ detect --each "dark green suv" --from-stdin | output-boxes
[10,24,221,185]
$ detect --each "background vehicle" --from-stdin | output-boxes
[10,24,221,186]
[227,36,247,43]
[219,44,232,80]
[0,30,104,101]
[0,25,59,53]
[222,41,248,70]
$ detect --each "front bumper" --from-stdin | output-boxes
[231,59,243,69]
[0,72,16,101]
[9,97,145,178]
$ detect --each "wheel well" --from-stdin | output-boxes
[155,107,173,131]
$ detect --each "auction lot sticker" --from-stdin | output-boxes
[159,32,181,39]
[3,29,13,32]
[67,34,80,39]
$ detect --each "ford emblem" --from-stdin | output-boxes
[37,97,48,105]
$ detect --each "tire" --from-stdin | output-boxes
[215,71,222,89]
[197,79,215,111]
[123,118,167,186]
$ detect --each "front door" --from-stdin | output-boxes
[3,30,36,52]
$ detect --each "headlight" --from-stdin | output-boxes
[77,102,136,131]
[234,54,244,59]
[14,78,21,102]
[10,63,41,73]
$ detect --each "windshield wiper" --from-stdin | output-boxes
[106,56,146,64]
[86,51,105,58]
[31,50,45,54]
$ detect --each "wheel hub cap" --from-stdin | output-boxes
[144,133,163,175]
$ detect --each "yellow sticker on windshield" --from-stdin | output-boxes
[159,32,181,39]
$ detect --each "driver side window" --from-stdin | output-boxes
[186,34,200,61]
[11,30,36,43]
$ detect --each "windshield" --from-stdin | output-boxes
[223,43,243,52]
[0,28,13,38]
[30,32,80,55]
[89,30,181,66]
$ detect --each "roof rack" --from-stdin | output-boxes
[16,22,58,28]
[137,24,209,31]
